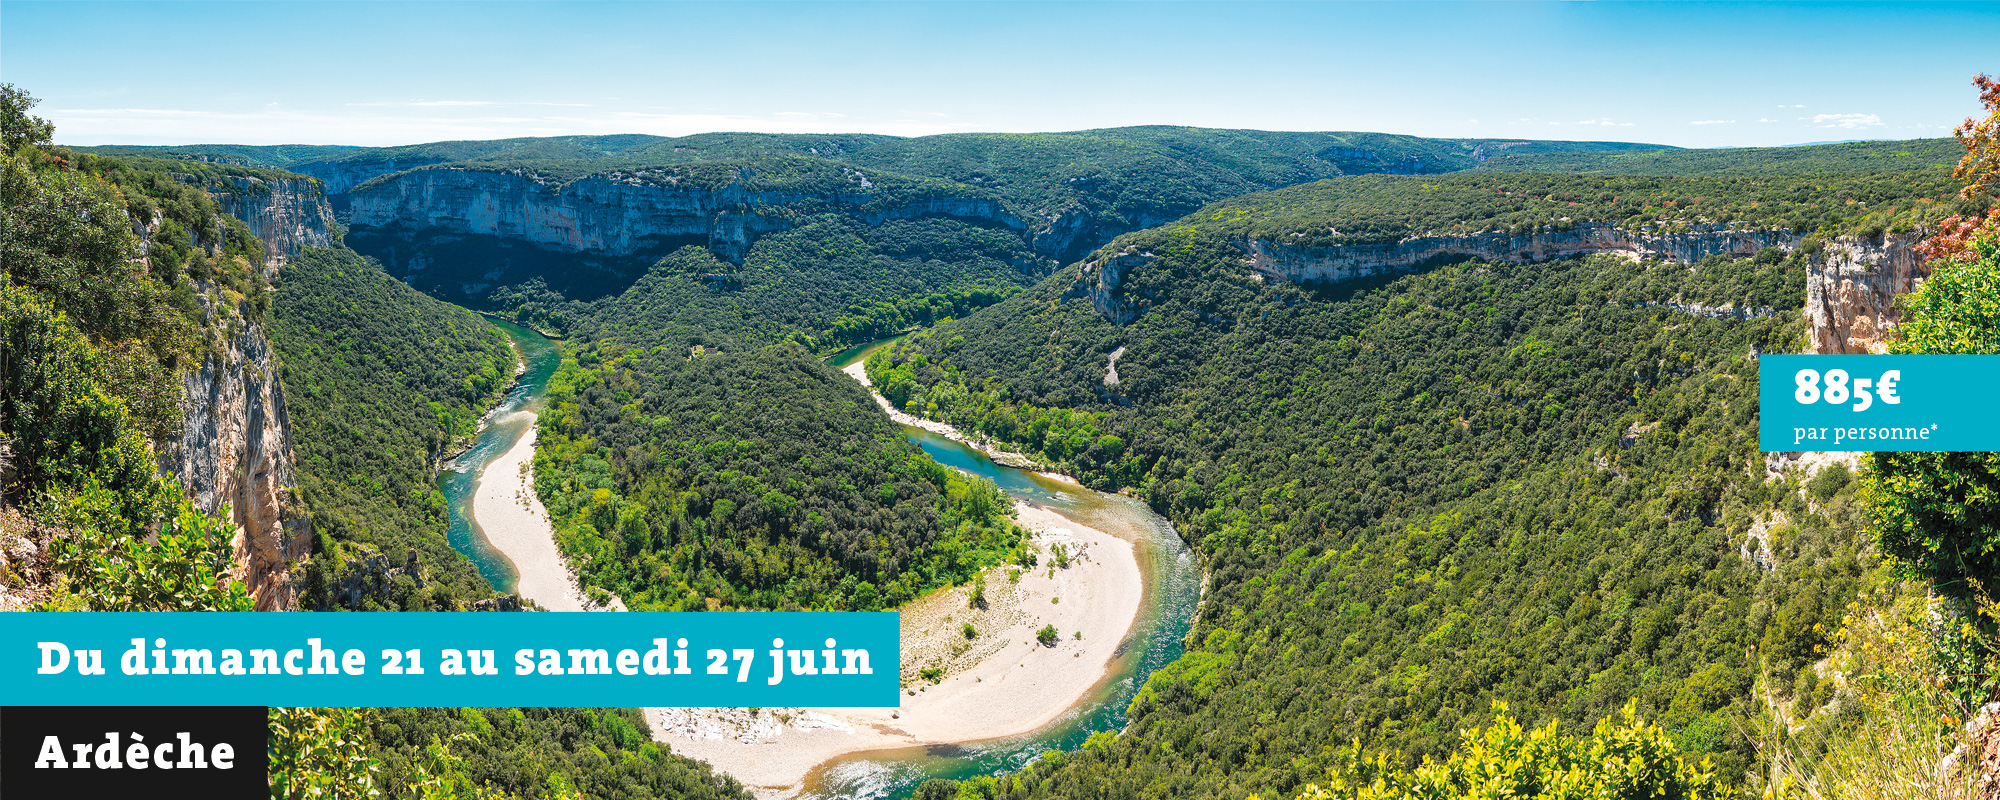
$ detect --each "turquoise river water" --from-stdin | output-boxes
[439,318,562,593]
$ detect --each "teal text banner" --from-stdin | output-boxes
[2,612,899,707]
[1760,355,2000,452]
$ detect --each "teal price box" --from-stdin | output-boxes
[1,612,900,707]
[1760,355,2000,452]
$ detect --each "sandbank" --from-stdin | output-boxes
[470,415,589,612]
[648,501,1142,798]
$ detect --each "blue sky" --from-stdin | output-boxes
[4,1,1996,149]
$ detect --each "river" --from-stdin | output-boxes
[805,339,1203,800]
[438,317,562,593]
[443,329,1201,800]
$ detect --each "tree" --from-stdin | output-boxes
[1,84,54,156]
[1248,703,1722,800]
[1953,73,2000,202]
[1036,624,1059,646]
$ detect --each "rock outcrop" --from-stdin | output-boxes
[162,298,309,611]
[1804,233,1927,354]
[1234,222,1792,285]
[209,177,336,270]
[155,175,334,610]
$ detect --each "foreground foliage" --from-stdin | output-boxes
[1271,704,1720,800]
[363,707,747,800]
[1,85,252,611]
[1755,586,1991,800]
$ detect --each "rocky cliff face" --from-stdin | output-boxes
[154,178,333,610]
[1804,233,1927,354]
[346,167,1025,264]
[1075,222,1925,341]
[162,314,308,610]
[1234,222,1794,285]
[210,177,336,271]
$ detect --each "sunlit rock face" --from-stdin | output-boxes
[1804,234,1926,354]
[164,319,307,611]
[164,175,335,610]
[345,167,1026,264]
[209,177,335,272]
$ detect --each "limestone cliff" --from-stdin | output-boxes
[1074,222,1925,342]
[162,314,308,610]
[1804,233,1927,354]
[345,166,1025,264]
[209,176,336,270]
[1231,222,1792,285]
[153,177,333,610]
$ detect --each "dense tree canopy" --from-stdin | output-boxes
[271,247,515,610]
[536,343,1021,611]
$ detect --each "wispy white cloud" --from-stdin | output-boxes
[1690,119,1737,125]
[1758,118,1777,123]
[1777,104,1806,108]
[1812,113,1884,129]
[345,100,593,108]
[1573,118,1635,127]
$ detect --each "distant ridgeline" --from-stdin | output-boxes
[78,129,1672,352]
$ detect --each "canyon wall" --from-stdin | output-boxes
[155,176,334,610]
[1074,222,1928,350]
[210,176,336,271]
[346,167,1025,263]
[1804,233,1927,354]
[162,315,308,610]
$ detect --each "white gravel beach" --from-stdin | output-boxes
[470,413,587,612]
[648,501,1143,799]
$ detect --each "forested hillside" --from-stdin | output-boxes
[507,215,1036,352]
[269,247,516,610]
[271,706,751,799]
[535,342,1022,611]
[1470,137,1961,176]
[1124,168,1961,249]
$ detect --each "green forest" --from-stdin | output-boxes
[871,249,1852,785]
[505,214,1040,353]
[271,706,750,800]
[268,246,517,610]
[535,342,1022,611]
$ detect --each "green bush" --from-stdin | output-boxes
[1252,704,1721,800]
[1037,624,1059,646]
